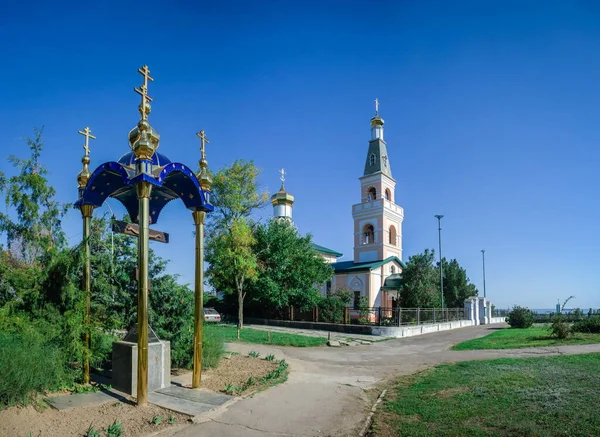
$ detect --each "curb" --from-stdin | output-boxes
[358,389,387,437]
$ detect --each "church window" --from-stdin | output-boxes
[389,225,397,246]
[385,188,392,201]
[369,153,376,166]
[353,291,361,310]
[368,187,376,201]
[363,224,375,244]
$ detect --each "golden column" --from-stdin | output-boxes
[192,130,212,388]
[136,181,152,405]
[77,127,96,384]
[128,65,160,406]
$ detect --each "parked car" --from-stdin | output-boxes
[203,307,221,323]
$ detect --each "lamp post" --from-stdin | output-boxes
[481,249,487,299]
[434,215,444,308]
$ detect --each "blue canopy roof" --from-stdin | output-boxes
[75,151,213,223]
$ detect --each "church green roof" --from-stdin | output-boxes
[312,243,343,257]
[363,138,393,178]
[331,256,405,273]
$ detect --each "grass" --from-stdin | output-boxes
[215,324,327,347]
[371,353,600,437]
[453,325,600,350]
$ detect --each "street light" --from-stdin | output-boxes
[434,215,444,308]
[481,249,487,299]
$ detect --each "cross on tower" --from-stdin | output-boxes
[279,168,286,183]
[134,65,154,120]
[196,130,209,160]
[78,126,96,155]
[374,98,380,115]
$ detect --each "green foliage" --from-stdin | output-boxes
[105,419,124,437]
[573,316,600,334]
[168,415,175,424]
[169,322,224,370]
[206,217,258,329]
[317,288,352,323]
[151,415,163,425]
[248,350,260,358]
[250,220,332,311]
[505,305,535,328]
[440,258,478,308]
[265,354,275,361]
[86,424,100,437]
[550,315,571,339]
[400,249,440,308]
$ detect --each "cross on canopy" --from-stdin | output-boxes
[196,129,209,160]
[134,65,154,119]
[78,126,96,156]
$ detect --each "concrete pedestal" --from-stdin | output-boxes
[112,324,170,395]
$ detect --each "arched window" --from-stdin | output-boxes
[368,187,376,201]
[363,224,375,244]
[369,153,376,166]
[385,188,391,201]
[389,225,397,246]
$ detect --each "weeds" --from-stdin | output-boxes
[151,415,163,425]
[105,419,124,437]
[265,354,275,361]
[85,424,100,437]
[168,415,176,424]
[248,351,260,358]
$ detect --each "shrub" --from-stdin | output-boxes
[505,306,535,328]
[170,321,224,370]
[550,315,571,339]
[572,316,600,334]
[0,330,72,407]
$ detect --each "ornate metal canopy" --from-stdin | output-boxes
[75,150,212,224]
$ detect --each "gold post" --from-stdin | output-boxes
[80,205,94,384]
[136,181,152,406]
[192,210,206,388]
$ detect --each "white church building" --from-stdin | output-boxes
[271,104,405,310]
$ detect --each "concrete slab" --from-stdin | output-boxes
[45,390,124,411]
[156,386,232,406]
[148,392,217,416]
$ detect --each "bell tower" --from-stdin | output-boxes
[352,100,404,263]
[271,168,294,222]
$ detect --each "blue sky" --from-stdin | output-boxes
[1,1,599,309]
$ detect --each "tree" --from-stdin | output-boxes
[208,160,269,231]
[206,218,257,329]
[0,127,69,265]
[400,249,440,308]
[440,258,478,308]
[205,160,268,329]
[250,220,333,312]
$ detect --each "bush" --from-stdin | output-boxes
[550,315,571,339]
[505,306,535,328]
[0,330,73,407]
[572,316,600,334]
[170,321,224,370]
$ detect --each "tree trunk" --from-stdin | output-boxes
[238,288,244,330]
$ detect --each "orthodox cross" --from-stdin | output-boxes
[134,65,154,119]
[196,130,209,160]
[374,98,380,115]
[78,126,96,155]
[279,168,286,183]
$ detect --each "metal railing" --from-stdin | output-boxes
[260,306,466,327]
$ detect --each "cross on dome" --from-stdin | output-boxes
[134,65,154,120]
[279,168,286,183]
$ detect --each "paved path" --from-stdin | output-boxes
[244,323,388,342]
[160,324,600,437]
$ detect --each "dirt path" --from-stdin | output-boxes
[160,324,600,437]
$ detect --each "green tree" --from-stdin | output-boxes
[206,218,257,329]
[440,258,478,308]
[250,220,333,311]
[400,249,440,308]
[205,160,268,329]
